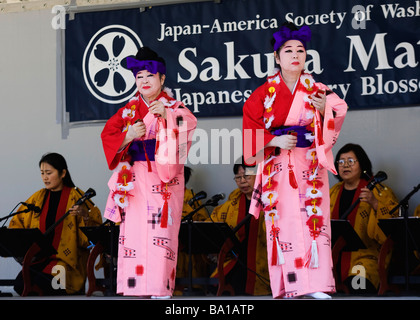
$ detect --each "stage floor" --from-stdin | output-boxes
[1,287,420,300]
[1,289,419,319]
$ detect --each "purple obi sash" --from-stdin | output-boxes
[271,125,313,148]
[128,139,156,161]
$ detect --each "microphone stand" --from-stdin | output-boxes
[0,205,29,296]
[180,196,225,296]
[389,183,420,292]
[105,220,117,296]
[0,208,34,226]
[340,199,361,220]
[181,202,213,296]
[181,202,208,224]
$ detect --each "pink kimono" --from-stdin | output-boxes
[101,90,197,296]
[243,71,347,298]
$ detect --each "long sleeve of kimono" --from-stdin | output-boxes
[101,109,129,170]
[242,85,277,165]
[154,104,197,183]
[315,83,348,175]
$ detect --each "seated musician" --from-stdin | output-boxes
[330,143,399,293]
[181,167,209,222]
[175,166,209,294]
[8,152,102,295]
[411,205,420,271]
[207,160,271,296]
[415,204,420,217]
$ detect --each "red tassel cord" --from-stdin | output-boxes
[307,91,325,146]
[311,105,324,146]
[316,120,325,146]
[161,201,168,228]
[142,142,152,172]
[271,237,278,266]
[270,220,284,266]
[287,151,298,189]
[288,169,298,189]
[160,183,171,228]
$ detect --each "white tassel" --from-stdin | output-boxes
[276,238,285,265]
[309,240,319,269]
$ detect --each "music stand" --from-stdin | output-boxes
[0,228,56,258]
[0,228,57,296]
[81,224,119,255]
[178,221,232,295]
[378,217,420,292]
[331,219,366,292]
[81,223,119,296]
[382,183,420,293]
[179,221,232,254]
[331,219,366,251]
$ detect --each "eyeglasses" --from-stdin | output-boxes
[337,158,358,167]
[233,175,253,182]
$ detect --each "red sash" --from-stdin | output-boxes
[331,180,367,281]
[39,186,72,273]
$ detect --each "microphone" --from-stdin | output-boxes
[188,191,207,206]
[21,202,41,213]
[340,171,388,219]
[206,193,226,206]
[211,193,225,202]
[75,188,96,206]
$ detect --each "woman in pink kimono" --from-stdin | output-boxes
[101,47,197,298]
[242,23,347,299]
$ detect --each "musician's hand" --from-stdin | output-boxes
[206,254,218,264]
[70,205,89,219]
[359,187,378,211]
